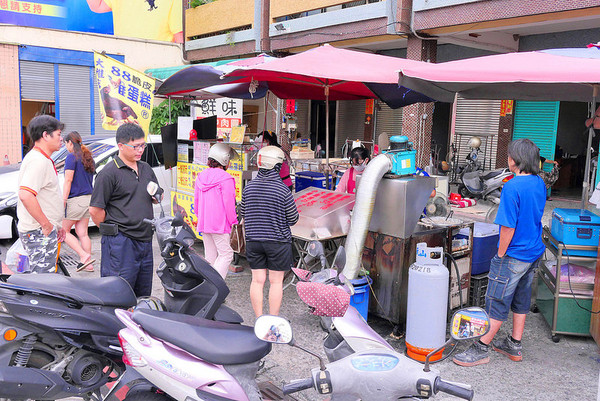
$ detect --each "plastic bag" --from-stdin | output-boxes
[5,239,29,273]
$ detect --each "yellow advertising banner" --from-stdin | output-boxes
[170,191,201,239]
[93,52,155,134]
[177,162,243,202]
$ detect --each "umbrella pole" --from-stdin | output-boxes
[583,87,598,210]
[325,86,330,189]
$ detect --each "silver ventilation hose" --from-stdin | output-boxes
[342,153,393,280]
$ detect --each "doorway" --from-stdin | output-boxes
[310,100,336,158]
[21,100,56,156]
[554,101,593,199]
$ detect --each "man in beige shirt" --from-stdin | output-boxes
[17,115,66,273]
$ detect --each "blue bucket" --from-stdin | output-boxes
[349,276,372,321]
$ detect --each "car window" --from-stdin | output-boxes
[54,142,117,172]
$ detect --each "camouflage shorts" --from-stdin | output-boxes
[19,228,59,274]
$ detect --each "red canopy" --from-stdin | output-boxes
[224,44,432,105]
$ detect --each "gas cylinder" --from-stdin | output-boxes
[405,242,449,362]
[3,155,9,165]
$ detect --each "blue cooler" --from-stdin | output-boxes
[457,222,499,275]
[550,208,600,257]
[349,276,372,321]
[471,222,499,275]
[295,171,329,192]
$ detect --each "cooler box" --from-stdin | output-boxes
[295,171,331,192]
[550,208,600,257]
[457,222,499,275]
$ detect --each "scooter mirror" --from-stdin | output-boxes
[332,246,346,273]
[450,307,490,341]
[147,181,158,196]
[254,315,293,344]
[172,213,184,228]
[307,241,325,258]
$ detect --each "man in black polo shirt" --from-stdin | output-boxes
[90,123,160,297]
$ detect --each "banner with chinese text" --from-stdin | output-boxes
[94,52,155,134]
[171,191,201,239]
[176,162,242,202]
[195,98,243,139]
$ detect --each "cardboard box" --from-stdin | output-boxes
[450,256,471,309]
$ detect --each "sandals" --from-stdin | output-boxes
[76,259,96,272]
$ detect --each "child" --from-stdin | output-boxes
[453,138,546,367]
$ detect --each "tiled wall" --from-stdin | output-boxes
[0,44,21,163]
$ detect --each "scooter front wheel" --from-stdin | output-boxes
[124,391,173,401]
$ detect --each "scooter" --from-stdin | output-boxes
[0,185,239,401]
[457,167,513,203]
[114,244,489,401]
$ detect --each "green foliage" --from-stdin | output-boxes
[190,0,215,8]
[149,99,190,136]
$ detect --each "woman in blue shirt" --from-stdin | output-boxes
[62,131,96,272]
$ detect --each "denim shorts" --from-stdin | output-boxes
[485,254,540,321]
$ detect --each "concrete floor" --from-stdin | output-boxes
[1,199,599,400]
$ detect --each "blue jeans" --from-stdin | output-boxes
[485,254,540,321]
[100,232,153,297]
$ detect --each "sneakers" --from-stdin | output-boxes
[452,341,490,367]
[492,335,523,362]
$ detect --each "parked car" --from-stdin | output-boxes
[0,135,170,239]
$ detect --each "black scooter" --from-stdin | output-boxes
[0,188,240,400]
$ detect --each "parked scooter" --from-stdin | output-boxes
[0,184,239,400]
[115,244,489,401]
[457,167,514,203]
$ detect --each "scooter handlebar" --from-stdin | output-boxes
[435,378,474,400]
[282,378,315,395]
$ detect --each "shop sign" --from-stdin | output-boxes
[0,0,182,42]
[500,100,514,117]
[196,98,243,139]
[177,162,242,201]
[94,52,155,135]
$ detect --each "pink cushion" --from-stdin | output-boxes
[296,282,350,317]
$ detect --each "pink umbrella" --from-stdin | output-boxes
[398,46,600,206]
[397,47,600,102]
[223,44,432,164]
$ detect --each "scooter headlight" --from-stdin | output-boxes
[0,301,9,314]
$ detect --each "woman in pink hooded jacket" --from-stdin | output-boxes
[194,143,238,279]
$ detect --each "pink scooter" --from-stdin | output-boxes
[114,245,489,401]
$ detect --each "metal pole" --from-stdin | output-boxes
[325,86,330,188]
[168,96,172,124]
[582,86,598,209]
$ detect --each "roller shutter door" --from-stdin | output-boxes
[374,102,403,145]
[454,97,501,171]
[20,61,55,101]
[336,100,365,157]
[294,99,310,139]
[58,65,91,136]
[513,101,559,172]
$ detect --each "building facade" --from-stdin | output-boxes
[184,0,600,194]
[0,22,183,164]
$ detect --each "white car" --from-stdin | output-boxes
[0,135,171,239]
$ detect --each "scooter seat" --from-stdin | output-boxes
[7,274,137,308]
[132,309,271,365]
[482,170,503,180]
